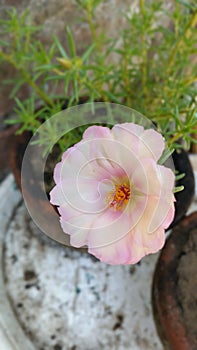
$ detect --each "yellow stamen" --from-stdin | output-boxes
[107,182,130,210]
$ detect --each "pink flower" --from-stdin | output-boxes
[50,123,175,265]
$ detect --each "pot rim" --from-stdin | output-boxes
[152,211,197,350]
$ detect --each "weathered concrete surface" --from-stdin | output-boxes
[1,159,197,350]
[4,204,164,350]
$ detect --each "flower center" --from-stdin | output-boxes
[107,182,130,210]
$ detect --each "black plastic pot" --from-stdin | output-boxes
[169,149,195,229]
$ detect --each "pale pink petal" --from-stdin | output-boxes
[58,204,103,247]
[60,215,89,246]
[159,199,175,229]
[88,233,132,265]
[131,162,175,231]
[83,125,113,140]
[112,123,150,176]
[59,207,92,247]
[53,161,62,184]
[112,123,142,156]
[57,178,111,214]
[50,184,65,206]
[88,230,146,265]
[88,207,133,248]
[133,227,165,254]
[54,146,92,184]
[158,165,175,193]
[131,158,161,196]
[88,151,126,181]
[50,122,175,265]
[137,194,175,234]
[112,123,144,138]
[139,129,165,161]
[84,125,142,179]
[145,166,175,232]
[128,193,148,228]
[89,138,139,179]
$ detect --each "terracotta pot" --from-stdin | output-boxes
[9,131,70,246]
[10,131,30,190]
[0,123,18,181]
[152,212,197,350]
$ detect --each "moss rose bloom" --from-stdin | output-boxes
[50,123,175,265]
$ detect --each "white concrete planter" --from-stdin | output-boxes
[0,155,196,350]
[0,175,35,350]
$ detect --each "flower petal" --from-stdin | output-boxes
[88,230,147,265]
[83,125,113,140]
[112,123,143,156]
[139,129,165,161]
[88,233,133,265]
[133,226,165,254]
[132,158,161,196]
[87,206,134,249]
[50,122,175,265]
[54,145,92,184]
[53,177,111,214]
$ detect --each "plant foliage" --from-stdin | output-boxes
[0,1,197,154]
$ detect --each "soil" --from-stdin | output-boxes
[177,227,197,347]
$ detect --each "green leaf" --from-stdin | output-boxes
[66,26,76,58]
[174,185,184,193]
[9,78,25,98]
[34,64,55,71]
[175,172,185,181]
[53,35,68,58]
[176,0,196,10]
[158,147,174,165]
[81,43,95,62]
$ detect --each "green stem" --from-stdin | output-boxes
[182,76,197,86]
[86,4,110,100]
[20,70,55,107]
[167,132,183,146]
[86,5,102,53]
[139,0,144,12]
[122,52,132,107]
[0,51,55,107]
[153,108,191,120]
[139,0,148,102]
[167,11,197,71]
[174,0,179,38]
